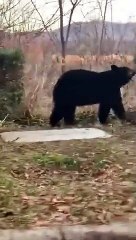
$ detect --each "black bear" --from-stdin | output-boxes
[49,65,136,127]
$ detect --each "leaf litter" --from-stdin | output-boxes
[0,120,136,228]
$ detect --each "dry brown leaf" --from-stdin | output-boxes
[63,196,75,201]
[25,173,29,179]
[34,220,49,227]
[57,205,70,213]
[51,212,68,222]
[52,198,65,204]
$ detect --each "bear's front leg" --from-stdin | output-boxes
[109,88,126,123]
[111,101,126,122]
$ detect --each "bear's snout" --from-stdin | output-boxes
[129,69,136,79]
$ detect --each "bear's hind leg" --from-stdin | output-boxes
[49,105,64,127]
[98,103,111,124]
[64,106,76,126]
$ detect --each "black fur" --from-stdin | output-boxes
[50,65,136,127]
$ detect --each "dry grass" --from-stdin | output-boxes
[1,32,136,117]
[1,118,136,228]
[22,55,136,117]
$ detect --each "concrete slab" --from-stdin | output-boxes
[0,128,112,143]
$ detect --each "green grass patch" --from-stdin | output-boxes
[33,153,81,170]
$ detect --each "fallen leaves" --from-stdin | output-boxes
[1,122,136,228]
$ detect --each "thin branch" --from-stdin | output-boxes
[30,0,59,45]
[30,0,48,30]
[97,0,109,54]
[66,0,82,44]
[58,0,65,57]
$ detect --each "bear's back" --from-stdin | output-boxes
[55,69,116,89]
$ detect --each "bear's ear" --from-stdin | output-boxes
[111,65,119,71]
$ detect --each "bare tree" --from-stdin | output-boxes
[97,0,109,55]
[29,0,61,54]
[0,0,35,31]
[58,0,82,73]
[0,0,60,33]
[30,0,60,31]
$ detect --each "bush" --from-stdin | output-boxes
[0,48,25,120]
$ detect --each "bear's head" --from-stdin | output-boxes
[111,65,136,86]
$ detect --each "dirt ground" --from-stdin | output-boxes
[0,113,136,229]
